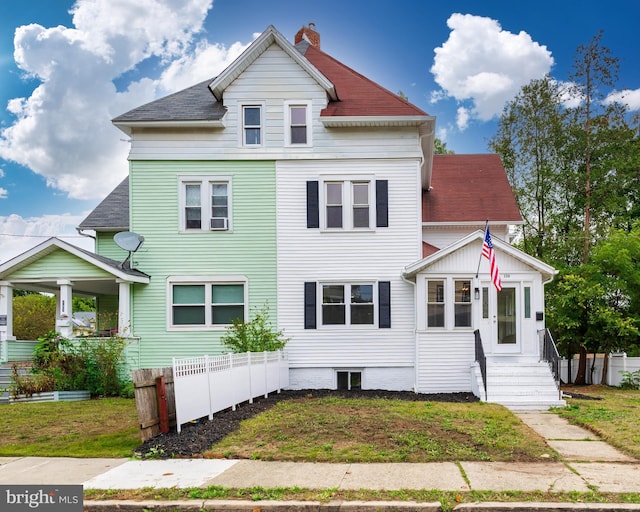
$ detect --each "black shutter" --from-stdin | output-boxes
[376,180,388,227]
[304,282,317,329]
[306,181,319,228]
[379,281,391,328]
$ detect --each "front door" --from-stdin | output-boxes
[479,282,521,354]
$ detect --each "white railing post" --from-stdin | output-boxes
[247,351,253,403]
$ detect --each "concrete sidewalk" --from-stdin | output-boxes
[1,412,640,510]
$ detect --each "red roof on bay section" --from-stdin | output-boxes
[423,154,523,224]
[301,44,428,117]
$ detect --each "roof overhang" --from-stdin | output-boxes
[209,25,337,102]
[403,230,557,283]
[320,115,433,128]
[113,119,225,136]
[0,238,150,286]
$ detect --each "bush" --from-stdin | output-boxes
[619,369,640,390]
[12,293,56,340]
[221,304,289,353]
[12,331,131,397]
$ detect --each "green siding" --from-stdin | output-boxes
[8,249,114,279]
[96,232,129,261]
[128,161,277,368]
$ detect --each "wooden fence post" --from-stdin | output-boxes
[156,375,169,434]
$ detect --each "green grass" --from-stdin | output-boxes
[0,398,139,457]
[206,396,554,462]
[84,487,640,512]
[555,385,640,458]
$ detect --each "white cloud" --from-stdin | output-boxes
[605,89,640,111]
[0,168,4,178]
[456,107,470,131]
[0,188,7,199]
[431,13,554,129]
[436,127,448,142]
[0,0,253,200]
[0,213,94,264]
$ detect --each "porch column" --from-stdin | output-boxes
[117,279,131,337]
[56,279,74,338]
[0,281,16,342]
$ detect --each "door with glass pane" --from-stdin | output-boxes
[479,282,520,353]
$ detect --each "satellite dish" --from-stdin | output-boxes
[114,232,144,269]
[114,232,144,252]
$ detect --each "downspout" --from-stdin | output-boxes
[401,272,419,393]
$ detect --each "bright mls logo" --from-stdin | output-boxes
[1,485,82,511]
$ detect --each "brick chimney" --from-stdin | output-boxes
[294,22,320,48]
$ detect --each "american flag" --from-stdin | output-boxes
[482,227,502,291]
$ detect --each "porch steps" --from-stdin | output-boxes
[473,361,565,411]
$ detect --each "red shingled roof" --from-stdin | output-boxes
[301,44,428,117]
[423,154,522,224]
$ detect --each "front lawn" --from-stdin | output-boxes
[0,398,139,457]
[205,395,554,462]
[556,385,640,459]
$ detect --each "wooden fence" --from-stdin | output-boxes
[173,351,289,433]
[132,367,176,442]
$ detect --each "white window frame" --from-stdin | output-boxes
[319,176,374,231]
[240,102,265,148]
[166,275,248,331]
[453,279,472,328]
[284,101,312,147]
[178,175,232,232]
[320,281,376,328]
[425,277,475,330]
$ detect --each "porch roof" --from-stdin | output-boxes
[404,230,557,283]
[0,237,149,296]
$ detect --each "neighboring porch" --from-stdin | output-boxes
[403,230,565,410]
[0,237,149,365]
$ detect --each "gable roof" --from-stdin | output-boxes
[423,154,523,224]
[404,230,557,283]
[79,176,130,231]
[0,237,149,284]
[210,25,336,102]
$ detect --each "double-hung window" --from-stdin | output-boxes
[169,278,246,329]
[285,102,311,146]
[307,178,387,231]
[305,281,391,329]
[454,280,472,327]
[322,283,374,326]
[180,176,231,232]
[324,180,372,230]
[243,105,262,146]
[426,278,473,329]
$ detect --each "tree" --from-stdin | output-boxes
[434,138,455,155]
[489,76,567,261]
[567,31,620,263]
[12,293,56,340]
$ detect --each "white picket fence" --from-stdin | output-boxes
[172,351,289,433]
[560,353,640,386]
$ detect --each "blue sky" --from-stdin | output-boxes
[1,0,639,262]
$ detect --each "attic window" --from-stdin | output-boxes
[285,101,311,147]
[243,105,262,146]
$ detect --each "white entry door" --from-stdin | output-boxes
[479,282,521,354]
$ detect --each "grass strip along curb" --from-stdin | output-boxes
[84,487,640,512]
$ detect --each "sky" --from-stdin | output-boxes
[1,0,639,263]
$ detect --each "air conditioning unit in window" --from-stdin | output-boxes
[210,217,228,230]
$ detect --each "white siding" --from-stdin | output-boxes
[277,159,421,386]
[423,225,511,251]
[127,45,423,162]
[416,332,475,393]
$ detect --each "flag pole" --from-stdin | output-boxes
[475,220,489,278]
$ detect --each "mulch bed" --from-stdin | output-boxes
[136,389,478,459]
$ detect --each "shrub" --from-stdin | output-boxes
[12,293,56,340]
[619,369,640,390]
[15,331,132,397]
[221,304,289,353]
